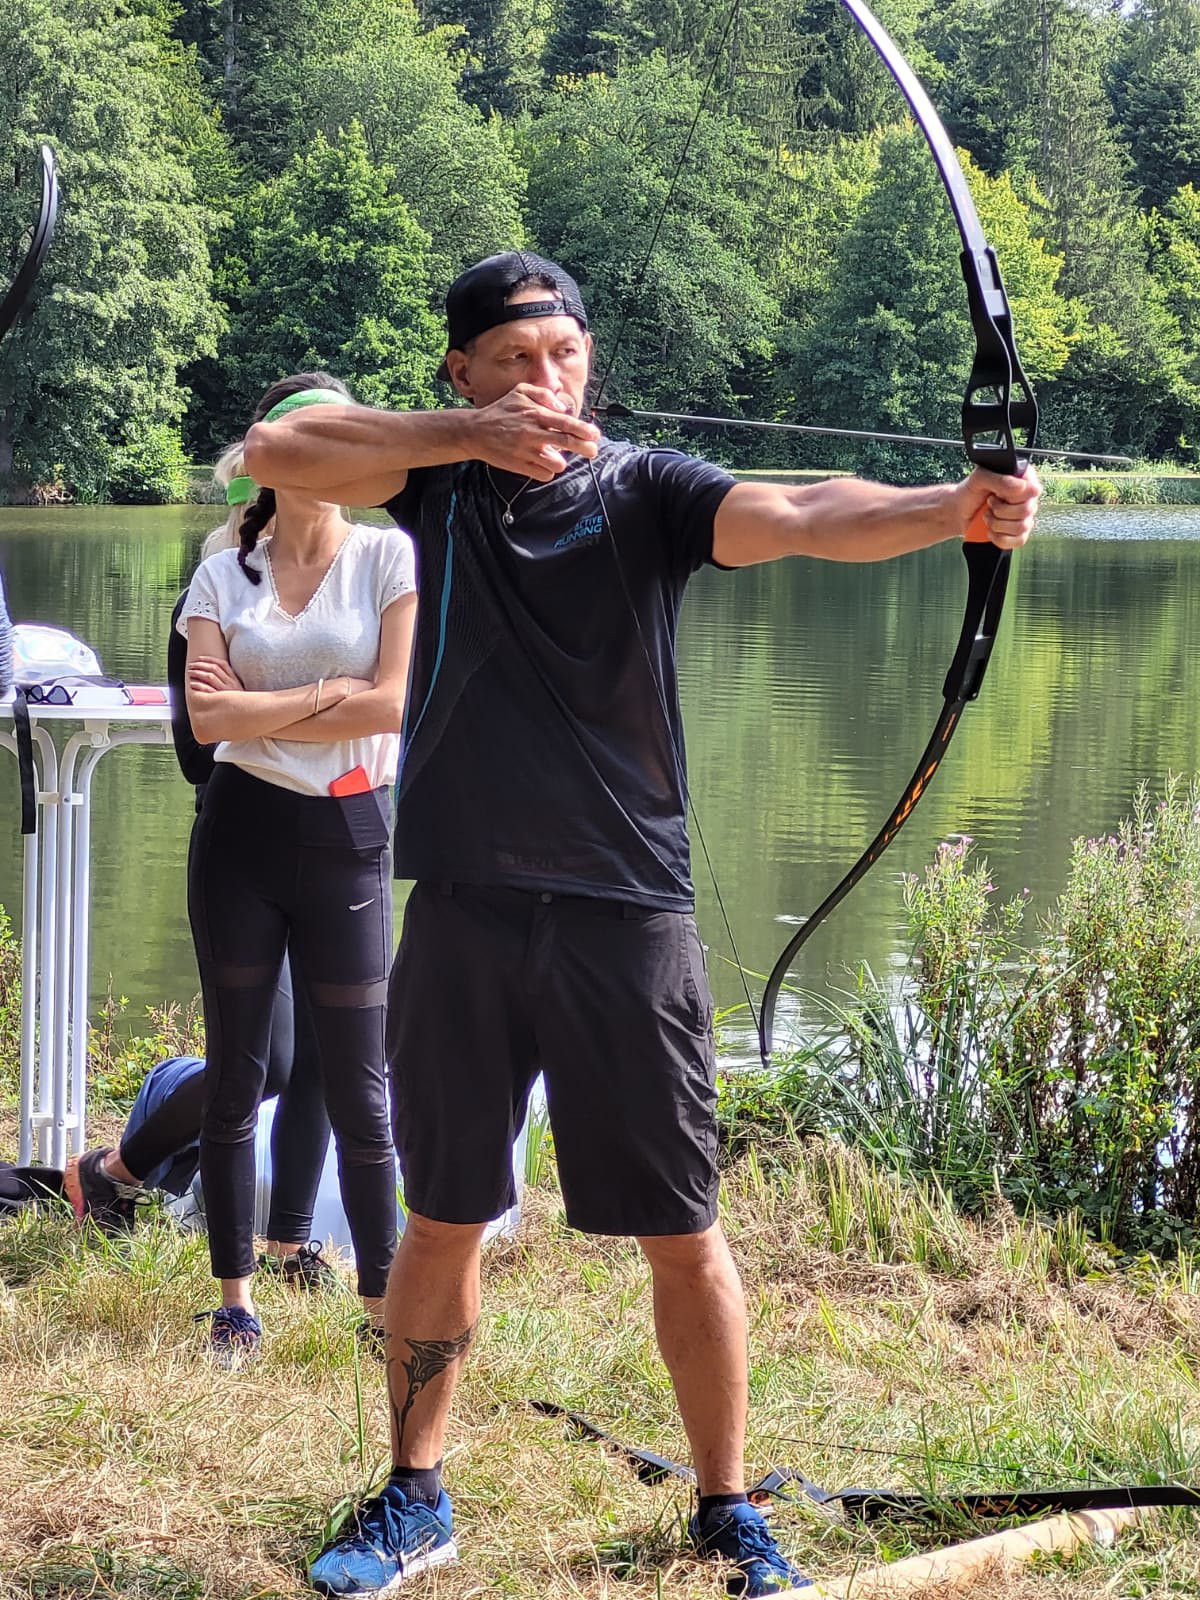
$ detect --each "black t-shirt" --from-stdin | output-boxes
[384,438,735,910]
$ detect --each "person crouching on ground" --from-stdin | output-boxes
[180,375,417,1366]
[244,252,1041,1595]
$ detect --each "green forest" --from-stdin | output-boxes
[3,0,1200,501]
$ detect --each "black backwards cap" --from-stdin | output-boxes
[437,251,588,380]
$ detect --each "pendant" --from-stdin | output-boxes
[503,510,514,526]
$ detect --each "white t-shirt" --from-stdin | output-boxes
[178,522,416,797]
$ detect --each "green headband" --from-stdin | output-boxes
[225,388,349,505]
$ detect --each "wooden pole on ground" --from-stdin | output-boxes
[810,1506,1144,1597]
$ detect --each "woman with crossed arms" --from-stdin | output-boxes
[180,375,416,1364]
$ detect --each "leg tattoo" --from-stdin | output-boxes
[387,1321,478,1460]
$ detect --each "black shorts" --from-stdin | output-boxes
[386,882,719,1236]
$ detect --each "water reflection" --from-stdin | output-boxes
[2,502,1200,1053]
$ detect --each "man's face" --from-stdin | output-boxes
[445,283,592,416]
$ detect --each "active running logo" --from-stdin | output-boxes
[349,900,374,912]
[553,513,604,552]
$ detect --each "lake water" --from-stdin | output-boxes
[2,502,1199,1058]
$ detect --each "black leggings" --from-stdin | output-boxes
[118,954,332,1243]
[188,764,397,1298]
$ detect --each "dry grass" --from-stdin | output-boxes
[3,1141,1200,1599]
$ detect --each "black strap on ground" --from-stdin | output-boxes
[12,687,37,835]
[530,1401,1200,1523]
[528,1400,696,1485]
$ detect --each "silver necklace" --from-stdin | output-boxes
[486,465,535,526]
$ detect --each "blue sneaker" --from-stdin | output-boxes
[309,1484,457,1595]
[690,1503,813,1596]
[194,1305,261,1368]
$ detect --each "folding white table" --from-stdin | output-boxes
[0,693,173,1167]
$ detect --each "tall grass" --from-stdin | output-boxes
[5,1145,1200,1597]
[724,779,1200,1251]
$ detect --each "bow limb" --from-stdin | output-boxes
[0,145,59,348]
[756,0,1038,1064]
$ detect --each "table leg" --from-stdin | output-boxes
[67,727,173,1162]
[70,762,93,1156]
[48,732,91,1170]
[3,714,174,1166]
[33,726,59,1165]
[0,729,42,1167]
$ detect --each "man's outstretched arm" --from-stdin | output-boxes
[711,467,1042,568]
[243,386,601,506]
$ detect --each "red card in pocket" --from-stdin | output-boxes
[329,764,372,797]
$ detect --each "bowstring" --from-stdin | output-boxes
[588,0,760,1033]
[587,462,759,1031]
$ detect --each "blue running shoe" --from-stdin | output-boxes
[194,1305,261,1368]
[691,1503,813,1596]
[309,1484,457,1595]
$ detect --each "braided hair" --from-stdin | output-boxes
[234,370,353,585]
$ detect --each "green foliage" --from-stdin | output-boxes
[422,0,551,114]
[1148,183,1200,391]
[86,983,205,1109]
[1110,0,1200,210]
[0,907,203,1112]
[0,0,222,503]
[240,0,527,291]
[12,0,1200,483]
[107,421,193,505]
[0,904,20,1097]
[1005,778,1200,1233]
[208,122,443,442]
[780,128,1077,479]
[523,56,781,413]
[726,779,1200,1251]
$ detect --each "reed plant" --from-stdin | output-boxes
[732,778,1200,1250]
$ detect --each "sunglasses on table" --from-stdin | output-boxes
[19,676,131,707]
[23,682,74,705]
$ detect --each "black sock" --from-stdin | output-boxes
[698,1492,749,1526]
[388,1462,443,1508]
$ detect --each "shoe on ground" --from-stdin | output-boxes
[354,1317,387,1362]
[258,1241,340,1291]
[690,1503,813,1596]
[195,1305,262,1368]
[309,1483,457,1595]
[62,1148,144,1235]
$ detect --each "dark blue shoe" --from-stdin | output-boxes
[691,1503,813,1596]
[309,1484,457,1595]
[194,1305,261,1368]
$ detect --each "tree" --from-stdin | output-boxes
[523,56,781,414]
[543,0,629,80]
[420,0,551,113]
[1149,183,1200,379]
[1109,0,1200,211]
[202,122,442,447]
[172,0,298,144]
[239,0,527,292]
[782,127,1079,479]
[994,0,1146,329]
[0,0,221,501]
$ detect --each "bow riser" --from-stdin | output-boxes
[960,247,1036,480]
[756,0,1039,1063]
[942,542,1010,703]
